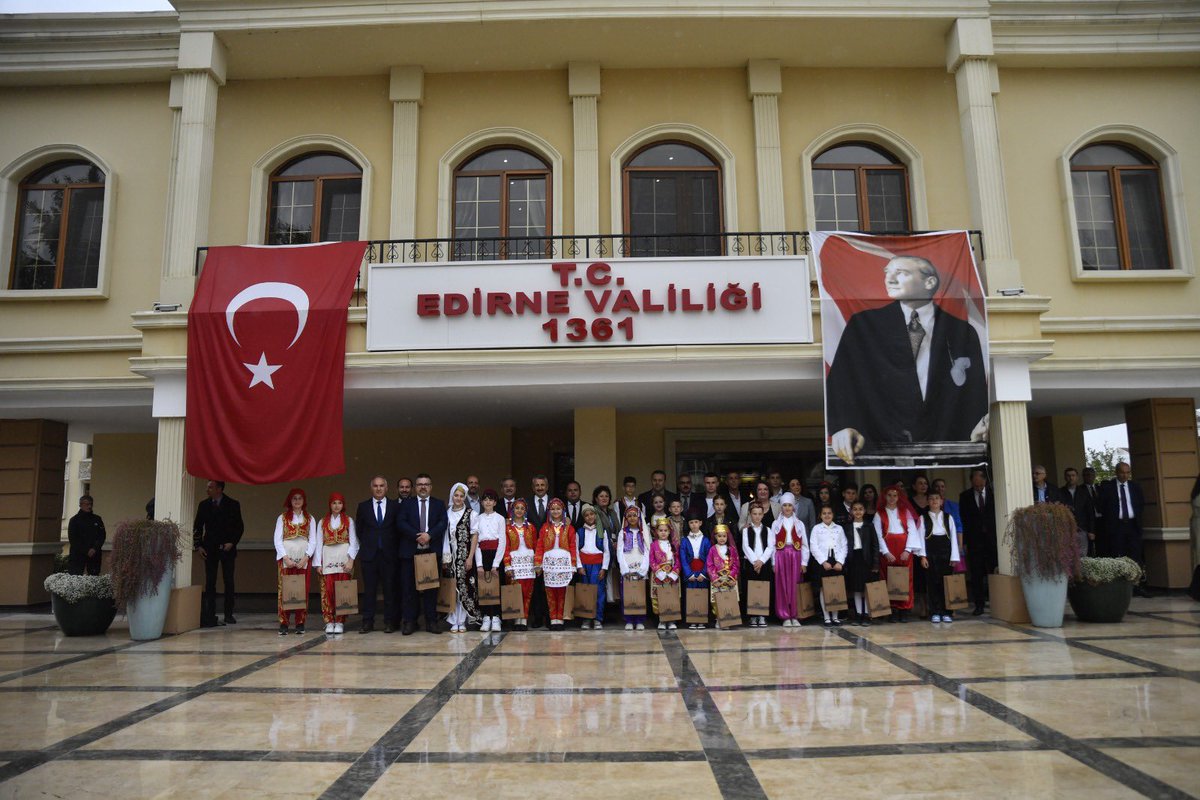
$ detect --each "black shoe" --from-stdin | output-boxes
[401,621,414,636]
[1133,586,1153,598]
[862,618,871,627]
[832,618,843,627]
[898,613,907,623]
[516,622,528,631]
[200,618,219,629]
[295,626,305,635]
[384,623,396,634]
[224,615,237,624]
[360,621,374,634]
[972,607,985,616]
[279,624,288,636]
[427,623,442,635]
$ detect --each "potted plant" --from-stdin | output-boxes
[110,518,184,641]
[1068,557,1143,623]
[44,572,117,636]
[1004,503,1083,628]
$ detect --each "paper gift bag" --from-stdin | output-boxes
[500,583,524,620]
[622,576,647,616]
[476,569,501,604]
[685,587,709,623]
[715,590,742,627]
[655,582,681,622]
[821,575,848,612]
[746,580,771,616]
[562,585,575,621]
[865,580,892,618]
[944,573,970,610]
[280,573,308,611]
[573,582,598,618]
[436,577,457,614]
[886,564,911,600]
[414,552,441,591]
[797,581,816,619]
[334,579,359,616]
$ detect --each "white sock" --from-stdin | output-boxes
[854,592,865,614]
[819,591,829,619]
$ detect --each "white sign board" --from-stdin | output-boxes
[366,256,811,351]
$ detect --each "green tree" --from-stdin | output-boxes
[1086,445,1120,482]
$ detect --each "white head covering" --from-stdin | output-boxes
[447,482,469,510]
[779,492,797,508]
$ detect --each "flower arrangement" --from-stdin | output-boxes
[1074,556,1144,587]
[44,572,114,603]
[1004,503,1083,581]
[109,518,184,610]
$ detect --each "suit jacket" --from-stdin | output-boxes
[398,494,449,559]
[1061,484,1095,533]
[792,494,817,534]
[527,495,552,531]
[1098,479,1144,537]
[355,497,402,562]
[676,492,706,520]
[498,496,518,519]
[67,511,106,563]
[564,499,585,530]
[1032,483,1066,506]
[958,486,995,542]
[826,301,988,448]
[192,495,244,552]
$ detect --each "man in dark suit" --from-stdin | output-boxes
[827,255,988,465]
[524,474,552,628]
[564,481,585,530]
[1098,462,1148,594]
[638,470,678,513]
[398,473,448,634]
[719,469,745,513]
[1032,465,1065,506]
[958,468,996,616]
[675,473,706,520]
[355,475,402,633]
[1061,466,1096,554]
[67,495,105,576]
[527,474,551,531]
[1083,467,1104,537]
[192,480,244,627]
[497,476,517,519]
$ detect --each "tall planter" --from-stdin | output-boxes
[1004,503,1082,629]
[127,563,174,640]
[1021,574,1069,628]
[111,518,184,642]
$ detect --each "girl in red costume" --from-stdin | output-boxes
[314,492,358,635]
[273,488,317,636]
[502,498,538,631]
[874,483,923,622]
[534,498,578,628]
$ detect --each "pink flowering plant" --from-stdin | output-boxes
[1004,503,1083,581]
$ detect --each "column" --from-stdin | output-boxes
[747,59,786,232]
[573,408,617,497]
[569,62,601,235]
[389,66,424,240]
[160,32,226,307]
[151,374,196,587]
[946,19,1020,293]
[989,357,1034,575]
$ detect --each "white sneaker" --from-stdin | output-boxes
[636,623,645,631]
[759,616,767,627]
[325,622,335,634]
[931,614,942,623]
[668,622,677,630]
[491,616,501,630]
[334,622,344,634]
[657,622,666,630]
[625,623,633,631]
[782,619,792,628]
[594,621,603,630]
[481,617,493,632]
[943,615,953,624]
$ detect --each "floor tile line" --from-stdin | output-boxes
[743,739,1049,760]
[681,643,856,654]
[0,633,331,785]
[658,632,769,800]
[455,685,680,695]
[1126,611,1200,630]
[956,671,1161,684]
[391,750,708,764]
[882,637,1042,649]
[0,684,189,693]
[1069,633,1200,642]
[1077,735,1200,749]
[833,627,1194,800]
[0,625,58,640]
[317,632,504,799]
[703,678,927,692]
[0,640,143,685]
[60,748,363,762]
[213,686,431,695]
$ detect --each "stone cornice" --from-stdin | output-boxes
[0,335,142,354]
[990,0,1200,62]
[0,12,179,85]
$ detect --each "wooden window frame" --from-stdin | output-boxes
[812,143,911,233]
[9,162,104,290]
[265,152,362,245]
[621,140,725,255]
[1070,142,1172,271]
[451,146,552,259]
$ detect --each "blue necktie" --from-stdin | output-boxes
[376,500,382,524]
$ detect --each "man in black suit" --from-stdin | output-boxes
[192,480,244,627]
[67,495,105,576]
[1061,467,1096,554]
[498,476,518,519]
[1032,465,1065,506]
[355,475,402,633]
[1098,462,1147,593]
[638,470,678,512]
[827,255,988,465]
[524,474,552,627]
[958,468,996,616]
[1083,467,1103,537]
[676,473,705,520]
[527,474,551,531]
[398,473,448,634]
[719,469,745,513]
[564,481,585,530]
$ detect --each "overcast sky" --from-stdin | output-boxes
[0,1,172,11]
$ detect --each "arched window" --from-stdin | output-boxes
[267,152,362,245]
[812,142,910,233]
[10,160,105,290]
[623,141,722,257]
[1070,143,1170,270]
[453,147,550,260]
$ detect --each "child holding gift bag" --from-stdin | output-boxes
[875,484,923,623]
[649,518,681,630]
[841,500,879,626]
[273,488,317,636]
[503,498,538,631]
[919,491,961,624]
[680,511,711,629]
[741,503,774,627]
[616,505,650,630]
[471,490,506,633]
[707,523,741,628]
[535,498,578,629]
[809,504,848,627]
[575,504,609,630]
[770,493,809,628]
[314,492,358,635]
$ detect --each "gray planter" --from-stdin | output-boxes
[1068,580,1134,623]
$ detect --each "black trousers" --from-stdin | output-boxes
[925,535,953,616]
[68,555,102,576]
[397,557,437,625]
[360,552,396,625]
[202,549,236,620]
[1110,519,1143,564]
[964,532,996,610]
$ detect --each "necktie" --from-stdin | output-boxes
[908,309,926,359]
[976,490,983,510]
[375,500,382,524]
[538,497,544,518]
[420,498,428,531]
[1120,484,1130,520]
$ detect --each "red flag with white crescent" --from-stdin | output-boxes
[185,242,367,484]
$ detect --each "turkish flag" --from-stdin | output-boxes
[186,242,367,484]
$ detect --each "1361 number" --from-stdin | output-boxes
[541,317,634,343]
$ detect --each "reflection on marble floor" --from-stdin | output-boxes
[0,595,1197,799]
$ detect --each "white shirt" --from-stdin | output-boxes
[576,524,610,570]
[741,524,774,564]
[467,494,481,515]
[905,301,936,399]
[470,511,507,565]
[873,507,922,554]
[617,526,650,577]
[917,511,960,561]
[851,521,864,551]
[311,514,359,567]
[273,512,317,560]
[809,522,848,565]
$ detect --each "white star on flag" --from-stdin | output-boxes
[243,352,282,389]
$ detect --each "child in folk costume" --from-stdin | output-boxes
[534,498,578,628]
[502,498,538,631]
[273,488,317,635]
[649,518,681,631]
[741,503,774,627]
[574,504,609,630]
[680,511,711,629]
[707,523,741,628]
[616,504,650,630]
[314,492,359,635]
[667,499,686,549]
[919,491,962,624]
[842,500,880,626]
[471,490,507,633]
[809,505,849,627]
[874,484,923,623]
[443,482,480,634]
[770,493,810,628]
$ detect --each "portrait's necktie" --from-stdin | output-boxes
[908,309,926,359]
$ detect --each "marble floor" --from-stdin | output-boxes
[0,596,1197,799]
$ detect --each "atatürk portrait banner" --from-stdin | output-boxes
[812,231,989,470]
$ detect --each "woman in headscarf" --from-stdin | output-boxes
[273,488,317,636]
[874,483,923,622]
[313,492,358,635]
[442,482,480,633]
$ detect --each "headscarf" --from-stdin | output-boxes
[283,487,307,516]
[778,492,796,510]
[327,492,345,513]
[447,482,469,510]
[510,497,527,520]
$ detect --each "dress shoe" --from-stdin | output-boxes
[401,621,415,636]
[426,619,442,634]
[971,607,985,616]
[224,615,237,624]
[200,618,219,629]
[360,621,374,634]
[1133,586,1153,598]
[383,623,396,634]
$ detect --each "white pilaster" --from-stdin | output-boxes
[569,62,601,235]
[747,60,785,232]
[947,19,1020,293]
[389,66,424,240]
[989,356,1034,574]
[154,416,196,588]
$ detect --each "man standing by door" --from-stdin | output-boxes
[67,495,106,576]
[193,480,244,627]
[958,468,996,616]
[1099,462,1148,595]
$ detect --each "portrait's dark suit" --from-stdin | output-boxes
[958,485,996,613]
[1098,479,1145,562]
[826,301,987,454]
[398,494,448,628]
[193,494,244,623]
[355,496,402,628]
